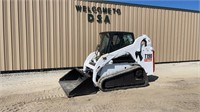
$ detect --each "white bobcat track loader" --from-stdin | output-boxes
[59,32,155,97]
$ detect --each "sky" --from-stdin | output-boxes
[106,0,200,11]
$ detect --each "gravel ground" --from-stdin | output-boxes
[0,62,200,112]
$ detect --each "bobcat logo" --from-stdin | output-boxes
[144,54,152,62]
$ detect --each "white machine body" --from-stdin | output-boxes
[83,35,155,86]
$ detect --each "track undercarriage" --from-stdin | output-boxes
[98,67,148,91]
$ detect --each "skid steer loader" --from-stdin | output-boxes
[59,32,155,97]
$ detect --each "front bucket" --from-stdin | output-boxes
[59,68,97,97]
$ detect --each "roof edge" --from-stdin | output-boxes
[84,0,200,13]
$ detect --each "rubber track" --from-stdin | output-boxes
[98,66,149,91]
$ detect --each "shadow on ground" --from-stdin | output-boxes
[148,75,159,82]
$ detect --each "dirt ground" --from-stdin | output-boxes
[0,62,200,112]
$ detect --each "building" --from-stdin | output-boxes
[0,0,199,72]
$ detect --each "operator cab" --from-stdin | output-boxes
[97,32,135,63]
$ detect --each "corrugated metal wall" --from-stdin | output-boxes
[0,0,199,71]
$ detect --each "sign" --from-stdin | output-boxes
[75,5,121,24]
